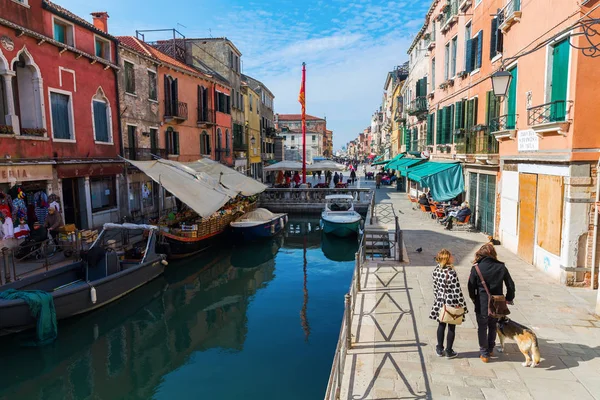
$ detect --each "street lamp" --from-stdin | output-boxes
[251,136,256,146]
[491,69,513,97]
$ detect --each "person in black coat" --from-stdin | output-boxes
[468,243,516,363]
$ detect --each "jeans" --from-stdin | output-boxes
[436,322,456,352]
[476,313,497,356]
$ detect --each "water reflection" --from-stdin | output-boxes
[321,232,360,262]
[0,218,356,400]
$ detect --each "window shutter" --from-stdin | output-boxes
[172,79,179,108]
[174,132,180,155]
[476,31,483,69]
[466,99,474,131]
[165,130,169,154]
[164,77,172,116]
[490,18,498,59]
[226,95,231,114]
[473,97,478,126]
[454,100,463,130]
[465,39,474,73]
[448,104,455,144]
[436,109,443,144]
[423,76,428,95]
[415,81,421,97]
[427,113,434,145]
[404,127,411,150]
[93,101,109,142]
[197,85,202,121]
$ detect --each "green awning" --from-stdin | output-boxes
[372,155,383,162]
[405,162,464,202]
[372,159,391,166]
[394,158,425,173]
[383,154,404,169]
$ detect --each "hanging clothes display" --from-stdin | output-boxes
[34,191,49,225]
[12,188,28,226]
[48,193,61,213]
[0,191,12,218]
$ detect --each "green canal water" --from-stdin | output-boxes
[0,218,359,400]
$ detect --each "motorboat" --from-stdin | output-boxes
[0,223,166,338]
[320,195,363,237]
[230,208,287,240]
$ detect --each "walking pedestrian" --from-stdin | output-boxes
[350,169,356,184]
[333,172,340,186]
[375,172,382,189]
[44,205,64,251]
[429,249,468,359]
[468,243,516,363]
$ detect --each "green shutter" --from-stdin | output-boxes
[490,18,498,59]
[507,66,518,129]
[454,100,464,130]
[404,127,411,151]
[465,39,474,72]
[466,99,474,131]
[551,38,570,121]
[427,113,434,145]
[476,31,483,69]
[436,110,443,144]
[448,104,454,143]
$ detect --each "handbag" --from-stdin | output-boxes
[474,263,511,318]
[438,269,465,325]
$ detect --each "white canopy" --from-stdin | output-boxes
[185,158,266,196]
[306,160,346,172]
[264,160,304,171]
[126,159,234,218]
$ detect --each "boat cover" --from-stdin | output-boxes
[0,289,57,345]
[239,208,277,221]
[405,162,464,202]
[185,158,266,196]
[126,159,234,218]
[264,160,304,171]
[103,223,158,231]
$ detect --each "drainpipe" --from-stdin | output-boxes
[592,158,600,293]
[113,41,125,222]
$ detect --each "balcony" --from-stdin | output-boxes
[124,148,167,160]
[165,101,188,122]
[497,0,522,33]
[261,152,275,160]
[441,0,459,33]
[490,114,518,140]
[406,97,428,117]
[458,0,471,12]
[527,100,572,136]
[455,131,499,163]
[197,108,215,127]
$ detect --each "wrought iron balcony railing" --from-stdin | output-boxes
[197,108,215,125]
[527,100,571,126]
[165,101,188,121]
[489,114,517,132]
[455,131,499,155]
[124,148,167,160]
[442,0,459,30]
[406,97,428,116]
[497,0,521,31]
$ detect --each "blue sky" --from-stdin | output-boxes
[56,0,429,149]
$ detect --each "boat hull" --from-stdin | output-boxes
[158,230,225,260]
[230,218,285,240]
[0,258,165,335]
[320,219,361,237]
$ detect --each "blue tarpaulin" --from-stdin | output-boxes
[406,162,464,201]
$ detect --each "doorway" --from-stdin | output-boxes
[517,173,538,264]
[62,178,87,229]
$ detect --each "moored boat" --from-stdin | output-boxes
[230,208,287,240]
[0,223,166,338]
[320,195,363,237]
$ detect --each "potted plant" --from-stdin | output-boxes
[0,125,14,135]
[22,127,47,136]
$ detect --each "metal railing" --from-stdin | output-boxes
[197,107,215,125]
[406,97,428,116]
[443,0,459,26]
[527,100,571,126]
[165,101,188,120]
[259,188,373,206]
[455,131,499,154]
[489,114,517,132]
[124,147,167,160]
[498,0,521,27]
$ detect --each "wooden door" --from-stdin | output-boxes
[518,173,538,263]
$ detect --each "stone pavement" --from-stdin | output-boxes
[338,181,600,400]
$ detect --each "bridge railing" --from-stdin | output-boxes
[259,188,373,205]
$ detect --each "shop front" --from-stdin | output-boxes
[0,163,55,229]
[464,165,499,237]
[56,162,125,230]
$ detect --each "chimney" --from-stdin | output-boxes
[91,12,109,33]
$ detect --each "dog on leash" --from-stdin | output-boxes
[497,317,541,367]
[487,235,501,245]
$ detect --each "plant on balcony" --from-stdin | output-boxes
[427,92,435,100]
[454,128,466,135]
[0,125,14,134]
[445,78,455,87]
[436,13,444,21]
[423,32,431,40]
[472,124,488,132]
[457,70,468,79]
[439,82,448,90]
[21,128,47,136]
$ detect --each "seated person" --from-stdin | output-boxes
[418,194,430,208]
[445,203,472,229]
[29,222,48,243]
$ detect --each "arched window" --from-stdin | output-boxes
[92,87,113,143]
[225,129,230,155]
[216,128,222,161]
[11,48,46,136]
[200,130,211,155]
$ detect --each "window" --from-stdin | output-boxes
[466,31,482,73]
[90,176,117,212]
[93,99,111,143]
[126,125,137,158]
[291,135,295,141]
[283,135,287,141]
[312,135,316,142]
[549,38,570,105]
[148,70,157,101]
[197,85,209,122]
[150,128,158,153]
[450,36,458,77]
[200,130,211,155]
[431,58,436,90]
[216,128,222,161]
[215,91,231,114]
[444,43,450,80]
[229,50,233,68]
[124,61,135,94]
[95,36,110,60]
[465,97,478,131]
[225,129,230,153]
[490,18,503,59]
[165,128,179,155]
[53,18,74,46]
[50,91,73,140]
[128,182,141,212]
[464,22,472,71]
[250,95,253,111]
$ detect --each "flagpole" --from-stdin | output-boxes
[301,62,307,184]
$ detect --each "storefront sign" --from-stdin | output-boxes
[517,129,539,152]
[57,163,124,178]
[0,164,53,184]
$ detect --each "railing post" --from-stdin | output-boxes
[344,293,352,349]
[336,349,342,400]
[354,252,361,292]
[2,248,13,283]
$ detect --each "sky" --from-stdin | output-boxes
[55,0,430,150]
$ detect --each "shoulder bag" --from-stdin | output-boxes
[438,268,465,325]
[474,263,510,318]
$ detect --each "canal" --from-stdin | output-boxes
[0,217,358,400]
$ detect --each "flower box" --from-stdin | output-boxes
[0,125,14,135]
[21,128,47,136]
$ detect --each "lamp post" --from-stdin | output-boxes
[490,69,513,97]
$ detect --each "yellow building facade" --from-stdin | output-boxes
[390,81,405,157]
[243,84,261,178]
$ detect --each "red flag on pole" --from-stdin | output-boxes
[299,62,307,184]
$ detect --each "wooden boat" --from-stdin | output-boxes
[0,223,166,336]
[230,208,287,241]
[320,195,363,237]
[156,202,257,259]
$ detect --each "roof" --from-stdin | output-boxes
[277,114,324,121]
[186,37,242,56]
[407,0,441,54]
[118,36,154,58]
[242,74,275,98]
[43,1,115,41]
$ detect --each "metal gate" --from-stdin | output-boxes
[469,173,477,212]
[477,174,496,235]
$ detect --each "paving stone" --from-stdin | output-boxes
[464,376,495,388]
[523,378,595,400]
[448,386,485,399]
[481,388,509,400]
